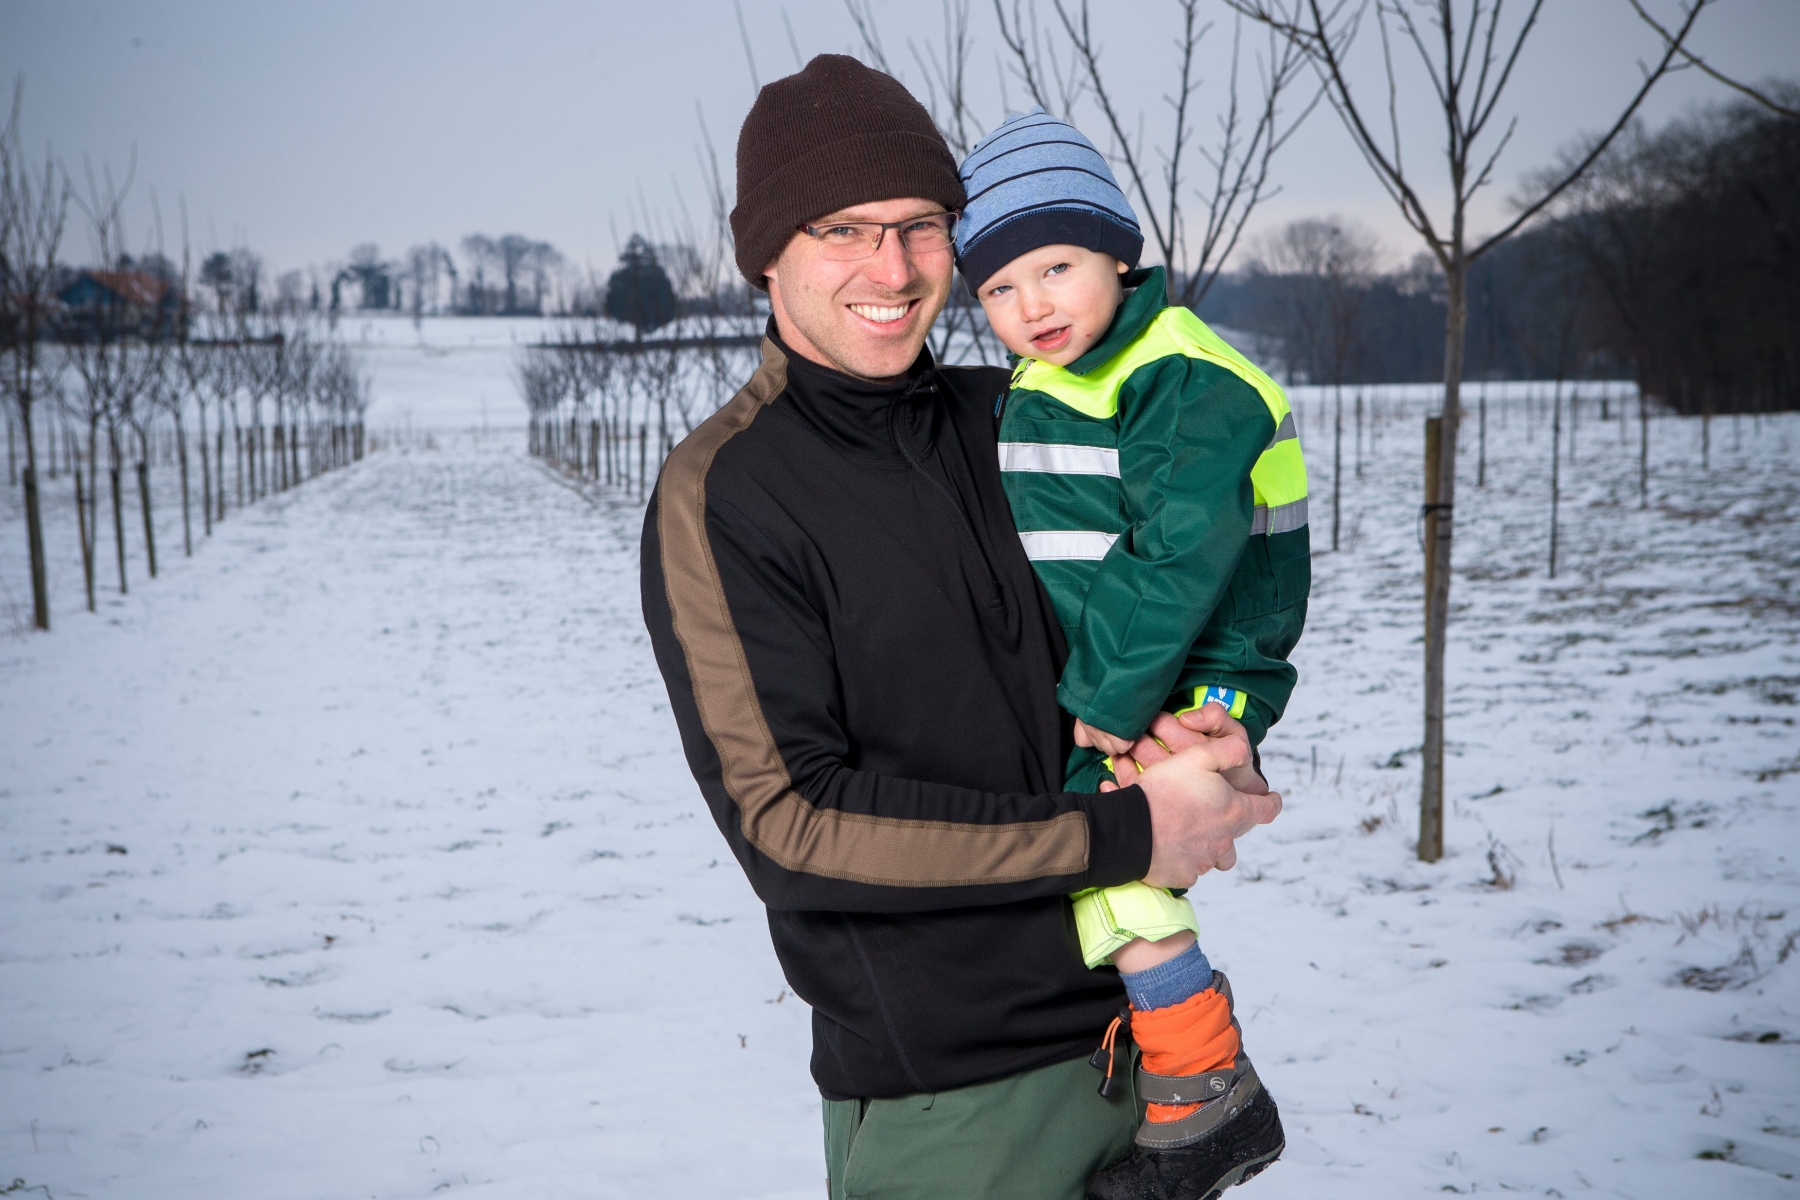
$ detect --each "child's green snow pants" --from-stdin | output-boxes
[823,1050,1142,1200]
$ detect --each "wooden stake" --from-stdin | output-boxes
[1420,414,1445,863]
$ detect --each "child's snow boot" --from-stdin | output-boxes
[1086,972,1284,1200]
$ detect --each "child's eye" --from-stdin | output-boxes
[1046,263,1069,277]
[986,284,1012,298]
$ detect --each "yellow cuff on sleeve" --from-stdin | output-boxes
[1070,882,1201,970]
[1173,685,1248,720]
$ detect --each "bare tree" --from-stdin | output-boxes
[515,346,565,460]
[1252,215,1377,551]
[1231,0,1708,861]
[460,234,497,314]
[998,0,1321,308]
[234,316,278,501]
[59,369,105,611]
[66,154,157,597]
[1513,264,1586,580]
[0,79,70,630]
[226,247,263,314]
[525,240,564,314]
[129,336,181,577]
[179,314,237,537]
[837,3,1008,364]
[406,242,454,327]
[472,233,562,315]
[309,339,362,469]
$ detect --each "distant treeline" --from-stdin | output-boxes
[1198,97,1797,414]
[151,97,1794,415]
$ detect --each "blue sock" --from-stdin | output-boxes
[1119,942,1215,1012]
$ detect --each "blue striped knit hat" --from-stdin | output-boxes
[954,107,1143,295]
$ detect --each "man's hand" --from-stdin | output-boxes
[1100,731,1281,887]
[1073,718,1135,759]
[1107,704,1268,795]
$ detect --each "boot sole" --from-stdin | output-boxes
[1086,1089,1286,1200]
[1198,1139,1284,1200]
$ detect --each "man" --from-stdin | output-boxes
[640,55,1281,1200]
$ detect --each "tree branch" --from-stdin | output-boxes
[1469,0,1711,259]
[1625,0,1799,120]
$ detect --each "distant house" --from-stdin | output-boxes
[58,269,181,338]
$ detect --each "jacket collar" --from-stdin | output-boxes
[1063,266,1168,377]
[767,320,942,464]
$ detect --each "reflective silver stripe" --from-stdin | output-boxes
[1250,496,1309,535]
[1266,411,1296,449]
[998,442,1121,477]
[1017,530,1120,561]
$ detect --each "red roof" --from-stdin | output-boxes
[83,271,171,307]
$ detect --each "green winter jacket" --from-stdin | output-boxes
[998,267,1310,753]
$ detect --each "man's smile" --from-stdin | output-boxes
[847,299,918,326]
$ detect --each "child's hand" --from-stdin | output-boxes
[1073,719,1135,759]
[1106,705,1266,793]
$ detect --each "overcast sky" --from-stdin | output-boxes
[5,0,1795,282]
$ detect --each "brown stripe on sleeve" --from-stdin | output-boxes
[657,338,1092,888]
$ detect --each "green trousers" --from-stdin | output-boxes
[823,1050,1142,1200]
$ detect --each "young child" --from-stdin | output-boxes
[957,109,1309,1200]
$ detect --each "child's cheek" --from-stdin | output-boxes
[980,298,1028,358]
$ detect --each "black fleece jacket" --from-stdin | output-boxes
[641,329,1155,1100]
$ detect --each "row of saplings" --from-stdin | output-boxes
[10,314,374,617]
[514,338,726,502]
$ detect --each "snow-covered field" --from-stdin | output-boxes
[1,366,1796,1198]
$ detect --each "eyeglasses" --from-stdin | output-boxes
[799,212,960,261]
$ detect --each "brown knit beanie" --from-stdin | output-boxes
[731,54,965,290]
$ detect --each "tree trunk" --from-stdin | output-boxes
[1354,388,1364,480]
[199,405,213,538]
[13,397,50,629]
[109,428,128,596]
[1419,260,1467,865]
[1570,390,1579,463]
[1549,383,1563,580]
[137,455,158,579]
[1476,381,1488,488]
[75,465,95,612]
[177,418,193,556]
[1420,414,1444,861]
[1638,390,1649,510]
[1331,385,1343,552]
[24,460,50,631]
[86,420,101,595]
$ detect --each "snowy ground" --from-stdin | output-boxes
[1,376,1796,1198]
